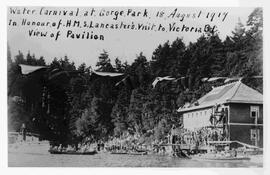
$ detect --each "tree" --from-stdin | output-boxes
[78,63,86,72]
[127,88,147,134]
[127,52,151,88]
[7,43,12,67]
[151,41,171,76]
[111,88,131,136]
[96,50,114,72]
[8,97,29,132]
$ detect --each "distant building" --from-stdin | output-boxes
[177,81,263,148]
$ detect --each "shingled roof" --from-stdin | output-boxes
[177,81,263,112]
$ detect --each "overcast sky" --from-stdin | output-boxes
[7,7,255,68]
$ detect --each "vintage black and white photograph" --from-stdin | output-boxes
[7,6,263,167]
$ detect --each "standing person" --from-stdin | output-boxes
[20,123,26,141]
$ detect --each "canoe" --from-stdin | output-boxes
[128,151,148,155]
[110,152,128,155]
[134,149,148,153]
[110,151,148,155]
[48,150,97,155]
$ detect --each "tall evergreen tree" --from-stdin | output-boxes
[96,50,114,72]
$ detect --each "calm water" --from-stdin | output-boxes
[8,148,262,167]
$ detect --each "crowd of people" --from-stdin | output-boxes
[48,123,229,155]
[171,127,227,147]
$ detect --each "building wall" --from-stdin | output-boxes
[229,103,263,124]
[183,108,212,130]
[229,103,263,148]
[229,125,263,148]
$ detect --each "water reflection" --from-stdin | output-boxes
[8,151,262,167]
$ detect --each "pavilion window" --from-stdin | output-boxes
[250,106,259,118]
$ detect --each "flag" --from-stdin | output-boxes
[92,70,123,77]
[115,76,129,87]
[251,75,263,79]
[207,77,227,82]
[201,77,209,82]
[48,70,70,80]
[224,77,241,83]
[173,76,185,83]
[152,76,175,88]
[19,64,47,75]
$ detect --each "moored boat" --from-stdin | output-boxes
[48,150,97,155]
[110,151,128,154]
[128,151,148,155]
[110,151,148,155]
[192,154,250,161]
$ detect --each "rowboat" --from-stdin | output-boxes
[48,150,97,155]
